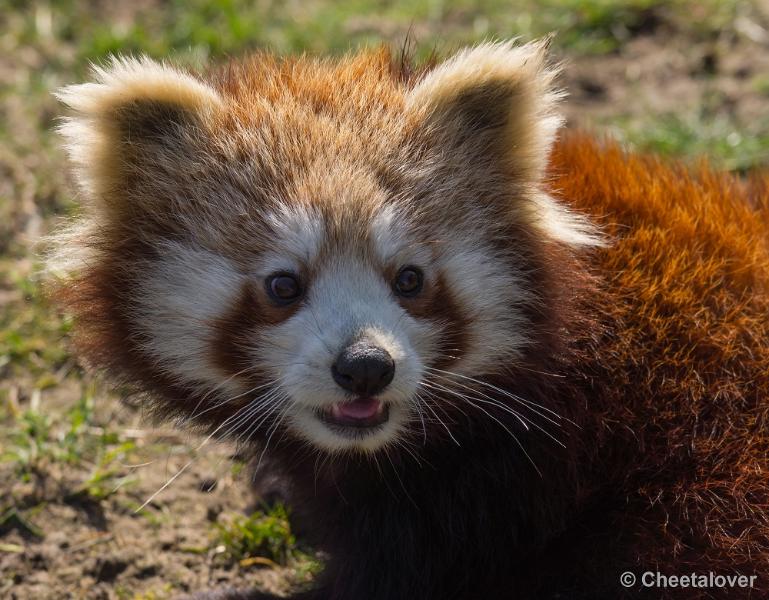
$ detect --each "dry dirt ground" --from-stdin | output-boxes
[1,1,768,599]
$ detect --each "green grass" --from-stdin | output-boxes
[212,503,322,588]
[69,440,138,501]
[2,0,754,67]
[0,384,134,494]
[0,505,45,539]
[0,263,71,380]
[614,113,769,173]
[214,504,298,565]
[752,75,769,96]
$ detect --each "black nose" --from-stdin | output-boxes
[331,341,395,396]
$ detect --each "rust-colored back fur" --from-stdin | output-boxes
[550,132,769,593]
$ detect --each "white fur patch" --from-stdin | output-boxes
[370,204,405,262]
[132,242,243,392]
[436,233,533,372]
[531,193,606,247]
[259,203,325,274]
[257,254,435,453]
[370,204,432,266]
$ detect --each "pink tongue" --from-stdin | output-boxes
[333,398,382,420]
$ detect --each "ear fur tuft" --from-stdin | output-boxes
[55,56,223,206]
[55,55,222,118]
[407,39,606,248]
[406,38,563,184]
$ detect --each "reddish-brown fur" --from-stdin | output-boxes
[549,132,769,594]
[47,47,769,598]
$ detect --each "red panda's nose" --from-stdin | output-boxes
[331,341,395,396]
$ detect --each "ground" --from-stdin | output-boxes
[1,1,768,598]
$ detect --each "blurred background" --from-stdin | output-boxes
[1,1,768,598]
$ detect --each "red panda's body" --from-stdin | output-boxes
[549,135,769,593]
[47,44,769,599]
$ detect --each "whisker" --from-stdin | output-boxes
[187,378,281,424]
[424,374,568,448]
[136,397,260,512]
[416,390,461,447]
[409,399,428,446]
[384,449,418,508]
[419,381,543,477]
[229,390,285,446]
[392,437,423,468]
[185,365,254,425]
[234,389,292,448]
[423,378,531,432]
[426,367,574,426]
[254,393,295,473]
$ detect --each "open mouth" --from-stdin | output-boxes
[318,397,390,431]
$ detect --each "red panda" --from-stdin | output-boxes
[46,40,769,599]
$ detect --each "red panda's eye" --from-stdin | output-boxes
[266,273,302,304]
[393,266,423,297]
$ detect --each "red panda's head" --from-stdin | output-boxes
[48,41,601,454]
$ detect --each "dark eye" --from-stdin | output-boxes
[266,272,302,304]
[393,266,423,297]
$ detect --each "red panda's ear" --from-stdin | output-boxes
[55,56,223,216]
[405,39,562,186]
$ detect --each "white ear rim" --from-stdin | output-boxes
[406,38,558,111]
[407,39,606,248]
[405,39,564,180]
[55,55,223,116]
[54,56,223,202]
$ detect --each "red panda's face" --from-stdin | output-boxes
[129,188,533,452]
[50,42,601,455]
